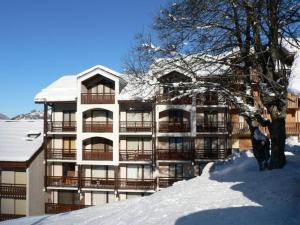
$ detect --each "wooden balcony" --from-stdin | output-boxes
[47,121,76,132]
[0,214,25,221]
[196,98,220,106]
[194,148,230,160]
[119,149,153,161]
[231,122,251,136]
[46,148,76,160]
[118,178,156,190]
[157,149,193,160]
[83,121,113,132]
[81,93,115,104]
[45,203,88,214]
[159,121,190,132]
[119,121,152,132]
[156,94,192,104]
[287,93,298,109]
[286,122,300,135]
[159,177,190,188]
[83,150,113,161]
[196,121,228,132]
[0,183,26,199]
[46,176,78,187]
[81,177,115,189]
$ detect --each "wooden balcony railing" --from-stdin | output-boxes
[196,98,220,105]
[81,177,115,189]
[46,176,78,187]
[157,149,193,160]
[45,203,88,214]
[194,148,230,160]
[156,94,192,104]
[83,150,113,161]
[81,93,115,104]
[46,148,76,160]
[287,93,298,109]
[0,214,25,221]
[119,121,152,132]
[159,121,190,132]
[231,122,251,136]
[0,184,26,199]
[196,121,229,132]
[231,122,300,136]
[159,177,191,188]
[118,178,156,190]
[83,121,113,132]
[286,122,300,135]
[47,121,76,132]
[119,149,153,161]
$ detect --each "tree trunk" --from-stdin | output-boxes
[269,118,286,169]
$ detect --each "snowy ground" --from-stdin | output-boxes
[3,144,300,225]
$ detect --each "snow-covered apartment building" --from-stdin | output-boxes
[34,65,300,214]
[0,120,44,221]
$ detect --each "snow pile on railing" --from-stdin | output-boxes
[288,50,300,97]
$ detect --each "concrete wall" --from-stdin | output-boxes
[27,150,45,216]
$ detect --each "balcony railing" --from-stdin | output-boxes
[196,98,220,105]
[157,149,193,160]
[287,94,298,108]
[159,121,190,132]
[194,148,230,160]
[231,122,251,136]
[46,176,78,187]
[47,121,76,132]
[81,177,115,189]
[119,149,153,161]
[156,94,192,104]
[83,150,113,161]
[159,177,191,188]
[0,214,25,222]
[81,93,115,104]
[0,184,26,199]
[119,121,152,132]
[118,178,156,190]
[46,148,76,160]
[286,122,300,135]
[197,121,228,132]
[45,203,88,214]
[83,121,113,132]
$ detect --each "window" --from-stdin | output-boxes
[169,110,183,123]
[169,164,183,178]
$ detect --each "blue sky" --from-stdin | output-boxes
[0,0,162,117]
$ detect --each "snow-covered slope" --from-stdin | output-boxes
[3,148,300,225]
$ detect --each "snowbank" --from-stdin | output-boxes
[3,146,300,225]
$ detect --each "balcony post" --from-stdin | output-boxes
[44,102,48,191]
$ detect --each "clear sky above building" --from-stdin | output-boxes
[0,0,162,117]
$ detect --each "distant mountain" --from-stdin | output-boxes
[0,113,9,120]
[11,110,44,120]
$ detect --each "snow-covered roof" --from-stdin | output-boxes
[35,75,77,102]
[0,120,43,162]
[35,65,127,103]
[118,75,156,101]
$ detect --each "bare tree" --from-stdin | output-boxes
[125,0,300,169]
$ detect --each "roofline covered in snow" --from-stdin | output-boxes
[76,65,127,86]
[0,144,43,168]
